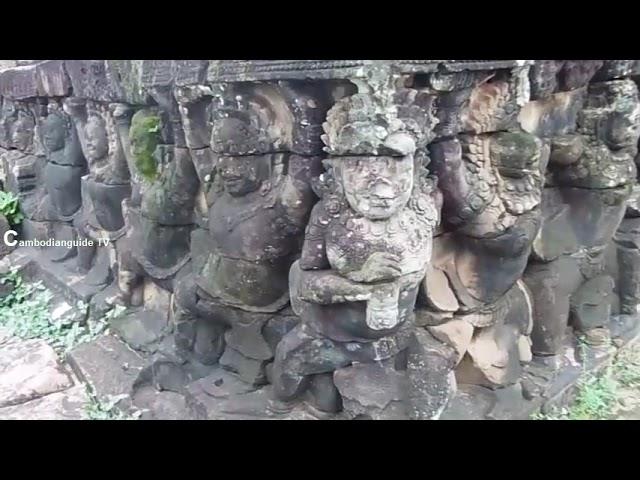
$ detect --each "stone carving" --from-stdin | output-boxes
[269,69,452,419]
[524,77,640,358]
[112,87,198,308]
[172,80,327,386]
[39,102,86,221]
[62,97,131,283]
[1,60,640,420]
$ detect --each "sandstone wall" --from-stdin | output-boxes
[0,60,638,419]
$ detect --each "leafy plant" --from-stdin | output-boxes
[0,268,108,356]
[0,190,24,226]
[83,387,142,421]
[105,304,127,321]
[532,344,640,420]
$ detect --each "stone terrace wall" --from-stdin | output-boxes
[0,60,639,420]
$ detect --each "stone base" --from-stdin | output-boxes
[441,314,640,420]
[110,309,171,354]
[17,247,108,305]
[184,368,325,420]
[0,384,88,420]
[66,335,149,412]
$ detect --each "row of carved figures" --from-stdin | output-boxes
[1,60,639,419]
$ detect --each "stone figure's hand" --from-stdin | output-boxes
[62,97,86,116]
[351,252,403,283]
[174,85,214,106]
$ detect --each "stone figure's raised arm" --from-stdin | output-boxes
[278,154,323,227]
[175,85,217,188]
[109,102,136,181]
[63,97,89,154]
[103,104,131,184]
[174,85,214,151]
[299,202,330,271]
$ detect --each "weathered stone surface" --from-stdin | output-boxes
[64,60,123,102]
[455,284,532,389]
[0,384,87,420]
[593,60,640,81]
[439,384,496,420]
[529,60,564,100]
[559,61,603,91]
[1,59,639,421]
[427,318,474,364]
[531,188,580,261]
[306,373,343,413]
[132,386,190,420]
[518,89,584,137]
[36,60,71,97]
[66,335,147,402]
[0,337,73,407]
[110,309,170,353]
[546,187,628,252]
[0,64,39,99]
[184,368,284,420]
[625,186,640,218]
[406,329,458,419]
[219,346,268,386]
[334,359,408,420]
[615,218,640,314]
[485,382,527,420]
[422,265,459,312]
[524,258,579,356]
[570,275,614,331]
[18,248,107,304]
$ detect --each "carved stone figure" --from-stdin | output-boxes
[1,59,640,421]
[0,99,45,225]
[62,97,131,282]
[424,133,544,388]
[111,86,199,307]
[524,78,640,358]
[413,67,545,394]
[270,71,449,419]
[172,81,326,385]
[39,102,86,219]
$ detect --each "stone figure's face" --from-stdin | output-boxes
[42,116,66,153]
[605,105,640,150]
[339,155,414,220]
[10,116,34,151]
[84,116,108,162]
[217,156,267,197]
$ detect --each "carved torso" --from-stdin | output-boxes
[196,183,306,313]
[326,208,431,277]
[299,198,434,343]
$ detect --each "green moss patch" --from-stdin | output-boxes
[130,111,161,181]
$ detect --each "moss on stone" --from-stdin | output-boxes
[130,111,161,181]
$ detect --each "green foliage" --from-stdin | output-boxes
[0,190,24,226]
[0,268,107,356]
[130,112,161,181]
[532,345,640,420]
[83,387,142,421]
[105,304,127,321]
